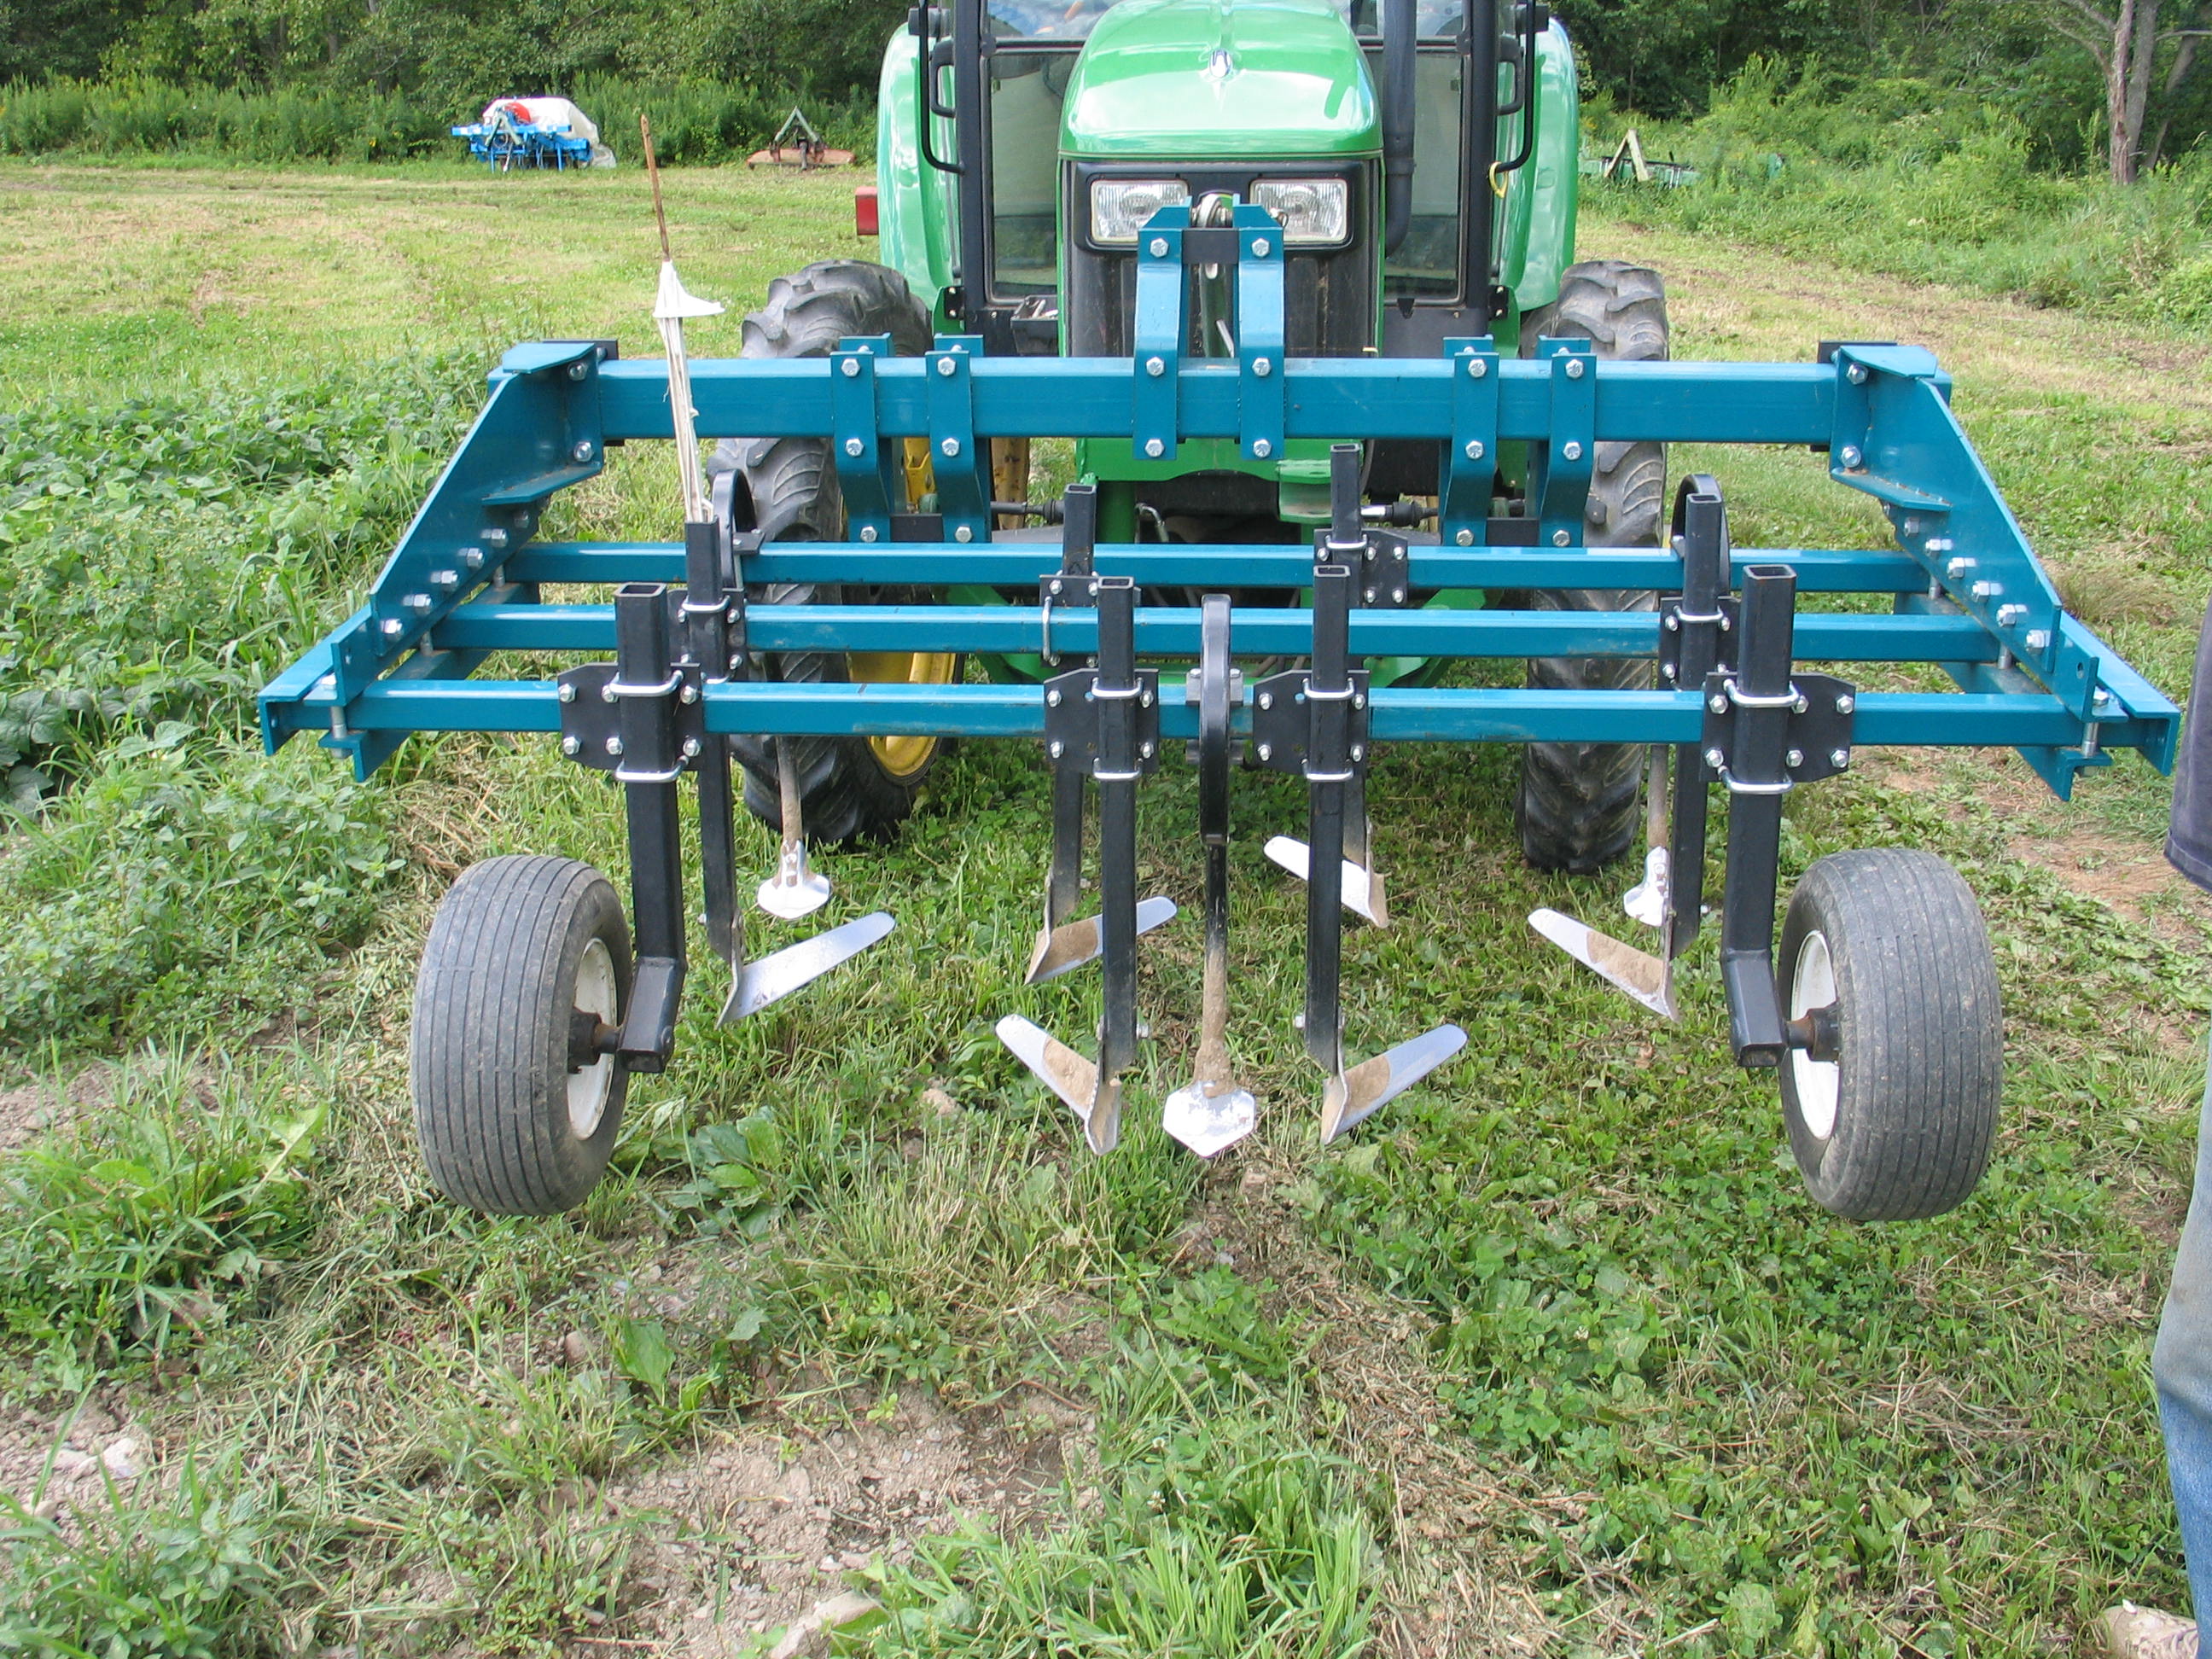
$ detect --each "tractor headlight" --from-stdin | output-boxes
[1089,178,1190,244]
[1250,178,1350,246]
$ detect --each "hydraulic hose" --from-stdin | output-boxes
[1382,0,1417,256]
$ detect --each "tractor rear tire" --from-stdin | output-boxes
[1516,259,1670,874]
[707,260,955,845]
[1778,849,2002,1220]
[412,856,632,1216]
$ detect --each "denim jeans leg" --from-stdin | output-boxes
[2155,1034,2212,1621]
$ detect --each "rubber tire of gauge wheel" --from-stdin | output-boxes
[1778,848,2003,1221]
[705,259,950,846]
[1515,259,1671,874]
[411,855,632,1216]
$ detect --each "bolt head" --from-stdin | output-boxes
[562,735,581,755]
[1564,358,1586,379]
[681,736,701,758]
[680,684,699,704]
[601,684,617,702]
[1831,748,1851,768]
[936,355,957,376]
[1468,356,1488,378]
[1145,439,1165,458]
[1146,355,1165,376]
[1391,588,1405,602]
[1455,528,1475,546]
[1709,694,1729,713]
[483,526,510,550]
[859,525,878,543]
[1251,237,1271,257]
[841,358,860,377]
[1048,739,1064,759]
[955,525,974,543]
[1563,441,1584,461]
[1945,557,1971,579]
[940,437,960,457]
[431,568,458,590]
[1257,742,1272,762]
[570,441,595,464]
[1364,587,1377,602]
[459,545,485,569]
[405,592,431,613]
[1149,236,1169,257]
[1971,580,1994,600]
[1848,363,1870,384]
[1253,439,1273,459]
[1352,744,1365,761]
[558,682,577,702]
[2025,629,2051,651]
[1258,691,1274,710]
[1787,748,1806,768]
[568,360,589,381]
[1664,613,1680,632]
[1835,693,1855,714]
[1141,740,1155,758]
[1552,530,1572,547]
[1840,446,1864,469]
[1464,439,1486,461]
[845,437,865,457]
[1254,358,1272,377]
[605,736,624,756]
[1704,747,1726,769]
[1047,687,1062,707]
[1354,691,1366,708]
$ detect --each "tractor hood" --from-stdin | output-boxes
[1058,0,1381,160]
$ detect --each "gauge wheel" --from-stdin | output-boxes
[1778,848,2002,1221]
[412,856,632,1215]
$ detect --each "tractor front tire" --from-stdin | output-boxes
[1778,849,2003,1221]
[707,260,955,845]
[412,856,632,1216]
[1516,259,1671,874]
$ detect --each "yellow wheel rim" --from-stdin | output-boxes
[847,649,959,778]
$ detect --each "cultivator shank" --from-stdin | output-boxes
[264,205,2178,1213]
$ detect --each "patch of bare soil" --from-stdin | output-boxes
[0,1394,150,1523]
[602,1384,1090,1656]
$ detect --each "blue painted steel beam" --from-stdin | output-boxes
[591,356,1840,447]
[509,541,1934,594]
[430,600,1999,663]
[339,678,2132,753]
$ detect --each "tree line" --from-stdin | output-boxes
[3,0,2206,182]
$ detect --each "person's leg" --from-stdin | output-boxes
[2156,1048,2212,1621]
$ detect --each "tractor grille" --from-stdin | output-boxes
[1065,243,1374,359]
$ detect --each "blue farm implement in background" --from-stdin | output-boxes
[452,97,608,172]
[262,205,2178,1225]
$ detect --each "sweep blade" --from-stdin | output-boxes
[1320,1023,1468,1143]
[1024,895,1178,984]
[1528,907,1677,1020]
[723,911,894,1022]
[1263,835,1388,926]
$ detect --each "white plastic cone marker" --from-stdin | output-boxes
[1263,835,1388,926]
[1162,1076,1257,1159]
[1622,846,1670,930]
[724,912,895,1022]
[1025,896,1179,984]
[995,1016,1124,1153]
[1319,1023,1468,1143]
[758,738,831,918]
[1528,907,1678,1020]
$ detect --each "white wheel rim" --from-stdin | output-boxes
[568,937,618,1140]
[1789,928,1841,1142]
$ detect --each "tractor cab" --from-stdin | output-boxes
[881,0,1575,364]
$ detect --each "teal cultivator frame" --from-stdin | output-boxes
[263,207,2179,1206]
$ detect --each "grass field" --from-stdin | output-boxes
[2,159,2210,1658]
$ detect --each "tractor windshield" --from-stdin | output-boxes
[987,0,1465,39]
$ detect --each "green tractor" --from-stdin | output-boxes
[713,0,1663,873]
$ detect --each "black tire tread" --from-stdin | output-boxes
[707,260,939,845]
[412,855,631,1215]
[1779,849,2002,1221]
[1516,259,1670,873]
